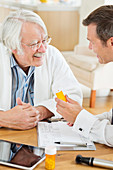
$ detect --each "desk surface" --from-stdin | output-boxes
[0,127,113,170]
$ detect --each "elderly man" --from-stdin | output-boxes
[0,9,82,130]
[56,5,113,147]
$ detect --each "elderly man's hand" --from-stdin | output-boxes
[17,98,54,121]
[0,98,39,130]
[55,95,83,125]
[35,106,54,121]
[0,98,54,130]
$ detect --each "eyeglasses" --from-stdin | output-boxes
[22,36,51,50]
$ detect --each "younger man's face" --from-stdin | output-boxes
[87,23,113,64]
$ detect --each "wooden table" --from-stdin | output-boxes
[0,127,113,170]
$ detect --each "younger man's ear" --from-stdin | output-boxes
[108,37,113,47]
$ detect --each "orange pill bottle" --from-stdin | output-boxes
[45,145,56,170]
[56,90,67,102]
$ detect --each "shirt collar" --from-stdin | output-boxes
[10,54,35,75]
[10,54,18,68]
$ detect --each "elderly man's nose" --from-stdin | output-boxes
[38,43,46,53]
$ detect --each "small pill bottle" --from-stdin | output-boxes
[56,90,67,102]
[45,145,56,170]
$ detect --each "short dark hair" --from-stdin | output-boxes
[83,5,113,45]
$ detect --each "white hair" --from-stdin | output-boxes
[0,9,47,54]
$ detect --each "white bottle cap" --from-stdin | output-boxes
[45,145,56,155]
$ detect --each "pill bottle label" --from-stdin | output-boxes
[45,154,55,170]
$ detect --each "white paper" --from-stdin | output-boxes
[37,122,96,150]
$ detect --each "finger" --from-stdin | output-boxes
[56,105,66,118]
[28,119,39,127]
[22,103,33,110]
[28,121,38,129]
[25,123,36,130]
[23,105,34,111]
[25,108,39,117]
[56,98,69,108]
[21,105,32,110]
[28,110,39,117]
[23,116,39,127]
[28,116,38,123]
[23,122,37,130]
[56,100,74,117]
[67,122,73,126]
[16,98,31,108]
[16,97,23,105]
[36,114,40,121]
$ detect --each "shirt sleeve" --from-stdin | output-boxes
[105,125,113,146]
[96,109,112,123]
[72,109,113,147]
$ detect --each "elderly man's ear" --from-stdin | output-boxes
[11,49,17,54]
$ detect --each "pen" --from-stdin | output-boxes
[47,118,67,123]
[76,155,113,169]
[54,142,87,147]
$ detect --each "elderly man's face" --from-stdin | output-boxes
[87,24,113,64]
[13,22,47,72]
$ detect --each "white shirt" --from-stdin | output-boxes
[73,109,113,147]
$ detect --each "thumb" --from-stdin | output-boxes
[16,97,23,105]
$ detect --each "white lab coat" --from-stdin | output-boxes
[0,44,82,117]
[73,109,113,147]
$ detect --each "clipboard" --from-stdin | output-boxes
[37,122,96,151]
